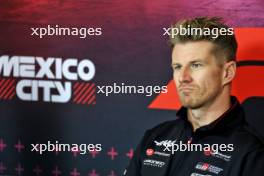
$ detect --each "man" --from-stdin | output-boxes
[124,17,264,176]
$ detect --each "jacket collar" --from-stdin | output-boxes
[176,96,245,133]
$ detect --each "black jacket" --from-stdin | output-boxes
[124,97,264,176]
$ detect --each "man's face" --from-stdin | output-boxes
[172,41,225,109]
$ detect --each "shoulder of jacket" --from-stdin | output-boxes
[235,122,264,149]
[148,119,181,132]
[137,119,181,148]
[142,119,181,140]
[244,123,264,145]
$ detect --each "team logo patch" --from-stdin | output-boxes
[154,140,176,148]
[195,162,223,174]
[190,173,212,176]
[143,159,165,168]
[154,151,170,157]
[204,149,231,162]
[146,148,170,157]
[146,148,154,156]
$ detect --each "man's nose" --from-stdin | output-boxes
[179,67,192,83]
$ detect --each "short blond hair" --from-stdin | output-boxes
[169,17,237,62]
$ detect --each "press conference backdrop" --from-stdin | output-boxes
[0,0,264,175]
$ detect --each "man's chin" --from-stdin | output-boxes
[180,99,202,109]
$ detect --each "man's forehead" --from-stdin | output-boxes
[172,41,216,63]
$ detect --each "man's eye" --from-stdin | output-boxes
[173,65,181,70]
[191,63,202,69]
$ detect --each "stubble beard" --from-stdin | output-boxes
[178,86,222,110]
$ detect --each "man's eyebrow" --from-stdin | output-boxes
[171,59,207,66]
[172,59,203,64]
[171,63,181,66]
[189,59,206,63]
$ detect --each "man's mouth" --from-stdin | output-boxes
[178,86,197,96]
[179,86,194,92]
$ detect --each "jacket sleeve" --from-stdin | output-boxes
[123,130,151,176]
[241,148,264,176]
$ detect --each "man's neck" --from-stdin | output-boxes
[187,93,231,132]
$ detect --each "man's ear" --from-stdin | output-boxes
[222,61,236,86]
